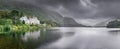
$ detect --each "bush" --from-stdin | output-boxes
[0,19,12,25]
[4,25,10,32]
[11,25,19,31]
[0,25,4,32]
[6,19,12,25]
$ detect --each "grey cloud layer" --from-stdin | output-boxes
[36,0,120,19]
[13,0,120,19]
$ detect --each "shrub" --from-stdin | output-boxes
[0,19,12,25]
[11,25,18,31]
[4,25,10,32]
[0,25,4,32]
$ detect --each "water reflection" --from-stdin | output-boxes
[1,27,120,49]
[22,30,41,41]
[63,32,75,37]
[38,27,120,49]
[0,28,62,49]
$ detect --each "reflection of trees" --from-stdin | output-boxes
[0,33,26,49]
[21,29,62,49]
[108,30,120,36]
[0,29,62,49]
[39,29,62,44]
[63,32,75,37]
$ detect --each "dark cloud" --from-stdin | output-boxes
[12,0,120,19]
[91,0,120,3]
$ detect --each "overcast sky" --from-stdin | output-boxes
[12,0,120,26]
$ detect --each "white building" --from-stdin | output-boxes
[20,16,40,25]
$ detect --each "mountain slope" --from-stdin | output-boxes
[0,0,86,27]
[63,17,86,27]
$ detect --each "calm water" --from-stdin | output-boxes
[1,27,120,49]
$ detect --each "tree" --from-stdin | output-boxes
[10,10,18,19]
[0,11,9,18]
[9,10,23,25]
[107,20,120,28]
[22,20,25,24]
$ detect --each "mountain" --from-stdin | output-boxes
[62,17,86,27]
[0,0,86,27]
[94,21,108,27]
[94,19,116,27]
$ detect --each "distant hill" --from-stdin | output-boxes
[94,19,116,27]
[62,17,87,27]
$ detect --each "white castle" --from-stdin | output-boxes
[20,16,40,25]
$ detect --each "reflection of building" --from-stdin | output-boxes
[20,16,40,25]
[22,30,41,41]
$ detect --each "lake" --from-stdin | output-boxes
[1,27,120,49]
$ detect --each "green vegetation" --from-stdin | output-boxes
[0,10,56,34]
[107,20,120,28]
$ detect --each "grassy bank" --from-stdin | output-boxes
[0,24,52,34]
[0,25,37,34]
